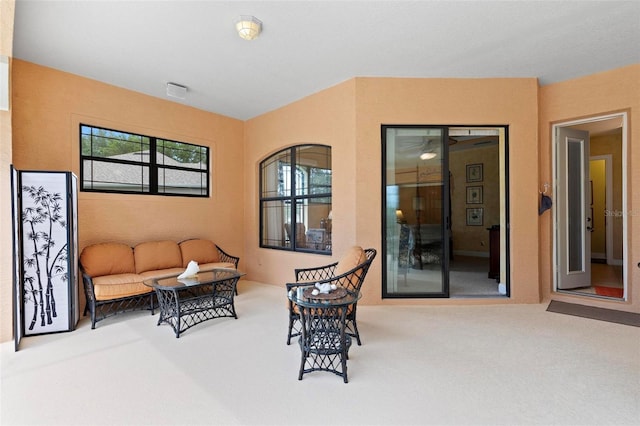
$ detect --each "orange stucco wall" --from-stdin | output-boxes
[243,80,358,289]
[9,60,245,320]
[538,64,640,314]
[0,0,15,343]
[355,77,540,305]
[246,77,541,306]
[1,49,637,343]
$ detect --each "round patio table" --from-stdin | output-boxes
[288,287,361,383]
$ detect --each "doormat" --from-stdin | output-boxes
[547,300,640,327]
[594,286,624,298]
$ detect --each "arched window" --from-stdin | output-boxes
[260,145,332,254]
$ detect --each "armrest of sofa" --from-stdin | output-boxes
[216,245,240,269]
[79,263,96,312]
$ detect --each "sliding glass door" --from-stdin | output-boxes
[382,125,510,298]
[383,126,449,297]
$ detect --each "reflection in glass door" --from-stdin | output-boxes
[382,126,448,297]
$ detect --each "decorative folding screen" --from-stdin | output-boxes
[12,168,79,350]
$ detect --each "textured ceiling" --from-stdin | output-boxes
[12,0,640,120]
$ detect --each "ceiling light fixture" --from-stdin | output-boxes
[420,151,437,160]
[236,15,262,41]
[419,137,437,160]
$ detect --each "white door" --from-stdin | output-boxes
[556,127,592,289]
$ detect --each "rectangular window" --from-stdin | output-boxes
[80,124,209,197]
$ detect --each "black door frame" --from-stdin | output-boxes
[381,124,510,299]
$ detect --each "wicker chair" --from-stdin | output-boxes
[286,247,376,346]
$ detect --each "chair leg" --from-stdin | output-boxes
[298,348,306,380]
[342,353,349,384]
[350,320,362,346]
[287,317,294,345]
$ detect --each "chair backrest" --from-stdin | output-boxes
[284,222,307,248]
[334,247,377,293]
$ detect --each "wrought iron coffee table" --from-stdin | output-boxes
[288,286,361,383]
[144,269,244,338]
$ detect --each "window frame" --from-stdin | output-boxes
[259,144,332,254]
[79,124,210,197]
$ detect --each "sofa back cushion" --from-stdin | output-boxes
[179,239,219,268]
[80,243,136,277]
[134,240,183,274]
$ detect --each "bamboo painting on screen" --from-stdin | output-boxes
[12,169,79,349]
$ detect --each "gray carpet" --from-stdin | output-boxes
[547,300,640,327]
[3,281,639,425]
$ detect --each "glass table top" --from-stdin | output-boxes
[143,268,245,289]
[288,286,361,308]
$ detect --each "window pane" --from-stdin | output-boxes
[567,139,584,272]
[261,200,291,248]
[261,150,291,198]
[81,125,150,160]
[259,144,331,254]
[80,124,209,197]
[301,198,332,252]
[157,139,207,170]
[310,166,332,197]
[82,159,149,192]
[295,145,331,196]
[157,167,208,195]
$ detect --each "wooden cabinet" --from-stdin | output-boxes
[488,225,500,281]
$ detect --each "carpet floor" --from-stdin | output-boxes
[2,281,639,425]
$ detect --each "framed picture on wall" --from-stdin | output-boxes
[466,186,483,204]
[466,163,483,182]
[466,208,483,226]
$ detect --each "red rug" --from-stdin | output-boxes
[594,286,623,298]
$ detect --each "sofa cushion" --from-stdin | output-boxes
[92,274,150,300]
[80,243,136,277]
[179,239,220,267]
[198,262,236,271]
[134,240,183,274]
[138,268,186,281]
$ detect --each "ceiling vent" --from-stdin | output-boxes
[166,82,187,99]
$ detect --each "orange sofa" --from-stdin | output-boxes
[79,239,239,328]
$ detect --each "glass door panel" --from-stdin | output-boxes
[556,127,592,289]
[382,126,448,297]
[567,139,585,272]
